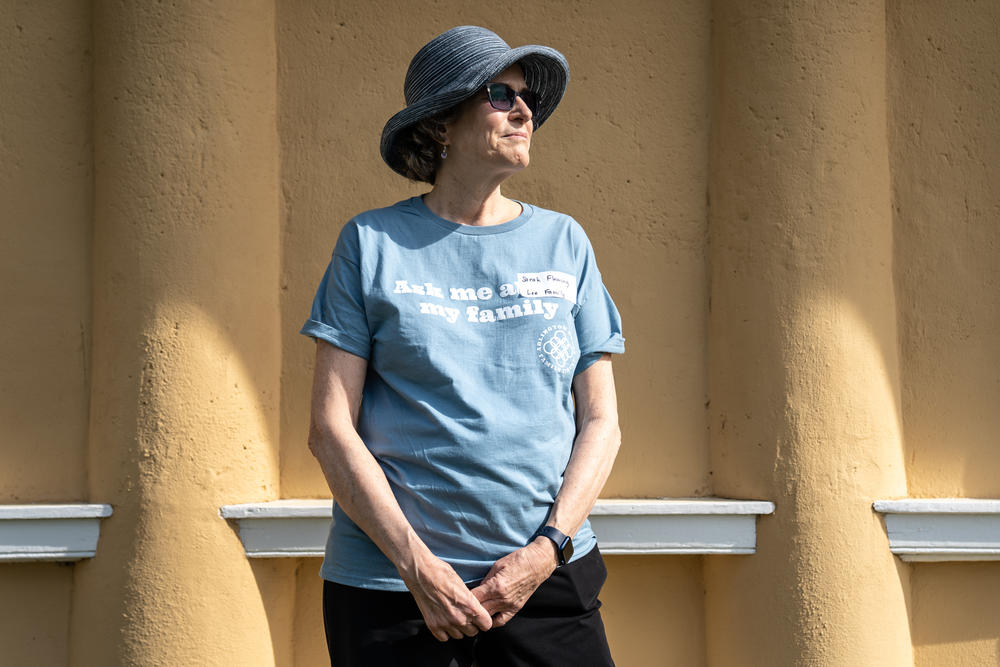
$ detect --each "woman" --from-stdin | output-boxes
[303,25,625,666]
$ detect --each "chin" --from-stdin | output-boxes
[491,148,530,172]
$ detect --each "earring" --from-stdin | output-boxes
[441,145,448,159]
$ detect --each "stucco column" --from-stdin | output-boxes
[705,1,912,665]
[69,2,281,664]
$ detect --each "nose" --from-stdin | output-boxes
[510,94,533,123]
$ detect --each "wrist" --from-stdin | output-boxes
[393,533,437,584]
[533,525,574,567]
[529,537,560,574]
[531,535,557,561]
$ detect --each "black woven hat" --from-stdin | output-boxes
[380,26,570,177]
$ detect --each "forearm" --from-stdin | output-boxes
[545,413,621,538]
[307,341,434,580]
[545,355,621,539]
[309,342,492,639]
[308,423,432,579]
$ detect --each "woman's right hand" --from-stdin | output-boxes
[401,549,493,642]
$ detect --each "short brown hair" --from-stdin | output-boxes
[393,106,462,184]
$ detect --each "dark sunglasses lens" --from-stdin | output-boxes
[487,83,516,110]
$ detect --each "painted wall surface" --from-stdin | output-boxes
[890,0,1000,497]
[0,1,91,503]
[0,564,73,667]
[888,2,1000,664]
[0,4,91,663]
[1,0,998,665]
[706,2,911,663]
[67,2,283,665]
[602,556,707,666]
[910,563,1000,666]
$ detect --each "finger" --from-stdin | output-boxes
[491,611,515,628]
[446,626,464,640]
[471,587,501,605]
[473,565,503,590]
[460,623,480,637]
[481,561,504,579]
[480,599,503,616]
[430,628,450,642]
[470,605,494,632]
[473,576,506,600]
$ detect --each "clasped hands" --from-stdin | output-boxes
[405,538,557,642]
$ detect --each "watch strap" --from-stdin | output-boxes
[535,525,574,567]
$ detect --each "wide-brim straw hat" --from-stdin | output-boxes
[380,25,570,177]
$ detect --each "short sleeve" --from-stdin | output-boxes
[573,234,625,376]
[299,222,372,359]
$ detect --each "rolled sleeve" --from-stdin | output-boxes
[572,239,625,376]
[300,224,372,359]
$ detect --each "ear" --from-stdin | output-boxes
[435,99,471,144]
[435,119,451,146]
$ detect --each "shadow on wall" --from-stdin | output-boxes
[888,0,1000,501]
[177,304,295,665]
[909,562,1000,664]
[77,298,288,665]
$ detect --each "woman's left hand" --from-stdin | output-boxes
[469,538,557,627]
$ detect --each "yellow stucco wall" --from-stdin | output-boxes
[0,1,91,504]
[890,0,1000,498]
[706,1,913,663]
[2,5,91,663]
[888,2,1000,665]
[2,1,998,665]
[68,2,283,664]
[0,564,73,666]
[910,563,1000,666]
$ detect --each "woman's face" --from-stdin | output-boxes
[443,65,534,176]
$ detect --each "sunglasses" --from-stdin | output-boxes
[484,83,539,115]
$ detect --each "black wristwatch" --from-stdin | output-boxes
[535,526,574,567]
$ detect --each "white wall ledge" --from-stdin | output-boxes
[874,498,1000,562]
[221,498,775,558]
[0,504,113,562]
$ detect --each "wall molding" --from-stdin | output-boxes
[220,498,776,558]
[873,498,1000,562]
[0,504,113,562]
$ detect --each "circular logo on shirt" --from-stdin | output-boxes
[536,325,575,374]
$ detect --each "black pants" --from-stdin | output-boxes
[323,546,615,666]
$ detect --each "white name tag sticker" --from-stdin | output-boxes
[516,271,577,304]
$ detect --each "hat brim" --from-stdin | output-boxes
[380,44,569,178]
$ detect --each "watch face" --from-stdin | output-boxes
[561,537,574,563]
[539,526,574,565]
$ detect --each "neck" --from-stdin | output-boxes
[423,163,521,227]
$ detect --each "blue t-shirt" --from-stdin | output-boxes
[301,196,625,590]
